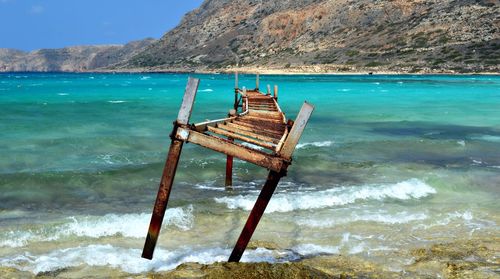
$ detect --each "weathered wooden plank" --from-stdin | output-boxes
[208,126,276,150]
[226,137,234,187]
[180,128,284,172]
[226,122,283,138]
[241,115,284,123]
[278,102,315,159]
[177,77,200,125]
[218,123,280,143]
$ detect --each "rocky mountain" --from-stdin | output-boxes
[1,1,498,73]
[120,0,499,73]
[0,38,156,72]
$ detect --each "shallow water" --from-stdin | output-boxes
[0,73,499,275]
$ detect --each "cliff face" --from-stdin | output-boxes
[0,39,156,72]
[123,0,499,73]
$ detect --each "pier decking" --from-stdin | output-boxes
[142,74,314,263]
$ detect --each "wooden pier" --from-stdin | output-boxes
[142,74,314,262]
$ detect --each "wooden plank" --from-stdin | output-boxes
[278,102,315,159]
[226,122,283,138]
[177,77,200,125]
[218,123,280,143]
[241,115,284,123]
[228,170,284,262]
[181,128,284,172]
[226,138,234,187]
[208,126,276,150]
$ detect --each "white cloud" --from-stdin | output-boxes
[29,5,44,14]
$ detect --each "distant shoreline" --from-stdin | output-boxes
[1,69,499,76]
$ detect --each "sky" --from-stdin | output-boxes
[0,0,204,51]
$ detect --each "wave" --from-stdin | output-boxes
[108,100,127,104]
[57,93,69,96]
[296,141,333,149]
[296,211,428,228]
[0,244,300,274]
[199,89,214,92]
[214,179,436,213]
[0,206,194,248]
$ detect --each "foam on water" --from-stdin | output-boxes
[0,244,300,274]
[215,179,436,213]
[108,100,127,104]
[199,89,214,92]
[296,141,333,149]
[296,211,428,228]
[0,206,193,248]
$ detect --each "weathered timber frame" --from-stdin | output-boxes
[143,75,314,263]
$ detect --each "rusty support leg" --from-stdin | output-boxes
[228,169,285,262]
[142,77,200,260]
[225,138,234,187]
[142,138,183,259]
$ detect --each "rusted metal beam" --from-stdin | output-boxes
[142,77,200,260]
[178,127,285,172]
[228,169,286,262]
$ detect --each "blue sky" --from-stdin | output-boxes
[0,0,204,51]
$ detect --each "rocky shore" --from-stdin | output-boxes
[3,237,497,278]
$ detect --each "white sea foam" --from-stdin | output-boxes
[108,100,126,104]
[292,244,340,256]
[57,93,69,96]
[215,179,436,213]
[296,141,333,149]
[0,206,194,248]
[0,244,299,274]
[199,89,214,92]
[297,211,428,228]
[140,76,151,80]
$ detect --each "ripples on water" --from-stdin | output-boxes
[0,73,499,275]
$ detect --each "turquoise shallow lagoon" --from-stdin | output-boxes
[0,73,499,275]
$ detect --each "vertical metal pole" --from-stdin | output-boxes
[234,72,239,111]
[267,84,271,95]
[228,170,284,262]
[255,74,259,91]
[142,77,200,260]
[274,85,278,100]
[225,138,234,187]
[235,72,239,89]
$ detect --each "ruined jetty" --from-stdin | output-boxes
[142,74,314,262]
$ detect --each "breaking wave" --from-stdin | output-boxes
[296,141,333,149]
[0,244,300,274]
[0,206,194,248]
[214,179,436,213]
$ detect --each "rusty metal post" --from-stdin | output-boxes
[142,77,200,260]
[225,137,234,187]
[255,74,259,91]
[228,169,285,262]
[234,72,239,110]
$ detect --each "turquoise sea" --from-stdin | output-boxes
[0,73,499,275]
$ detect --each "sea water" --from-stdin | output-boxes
[0,73,499,275]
